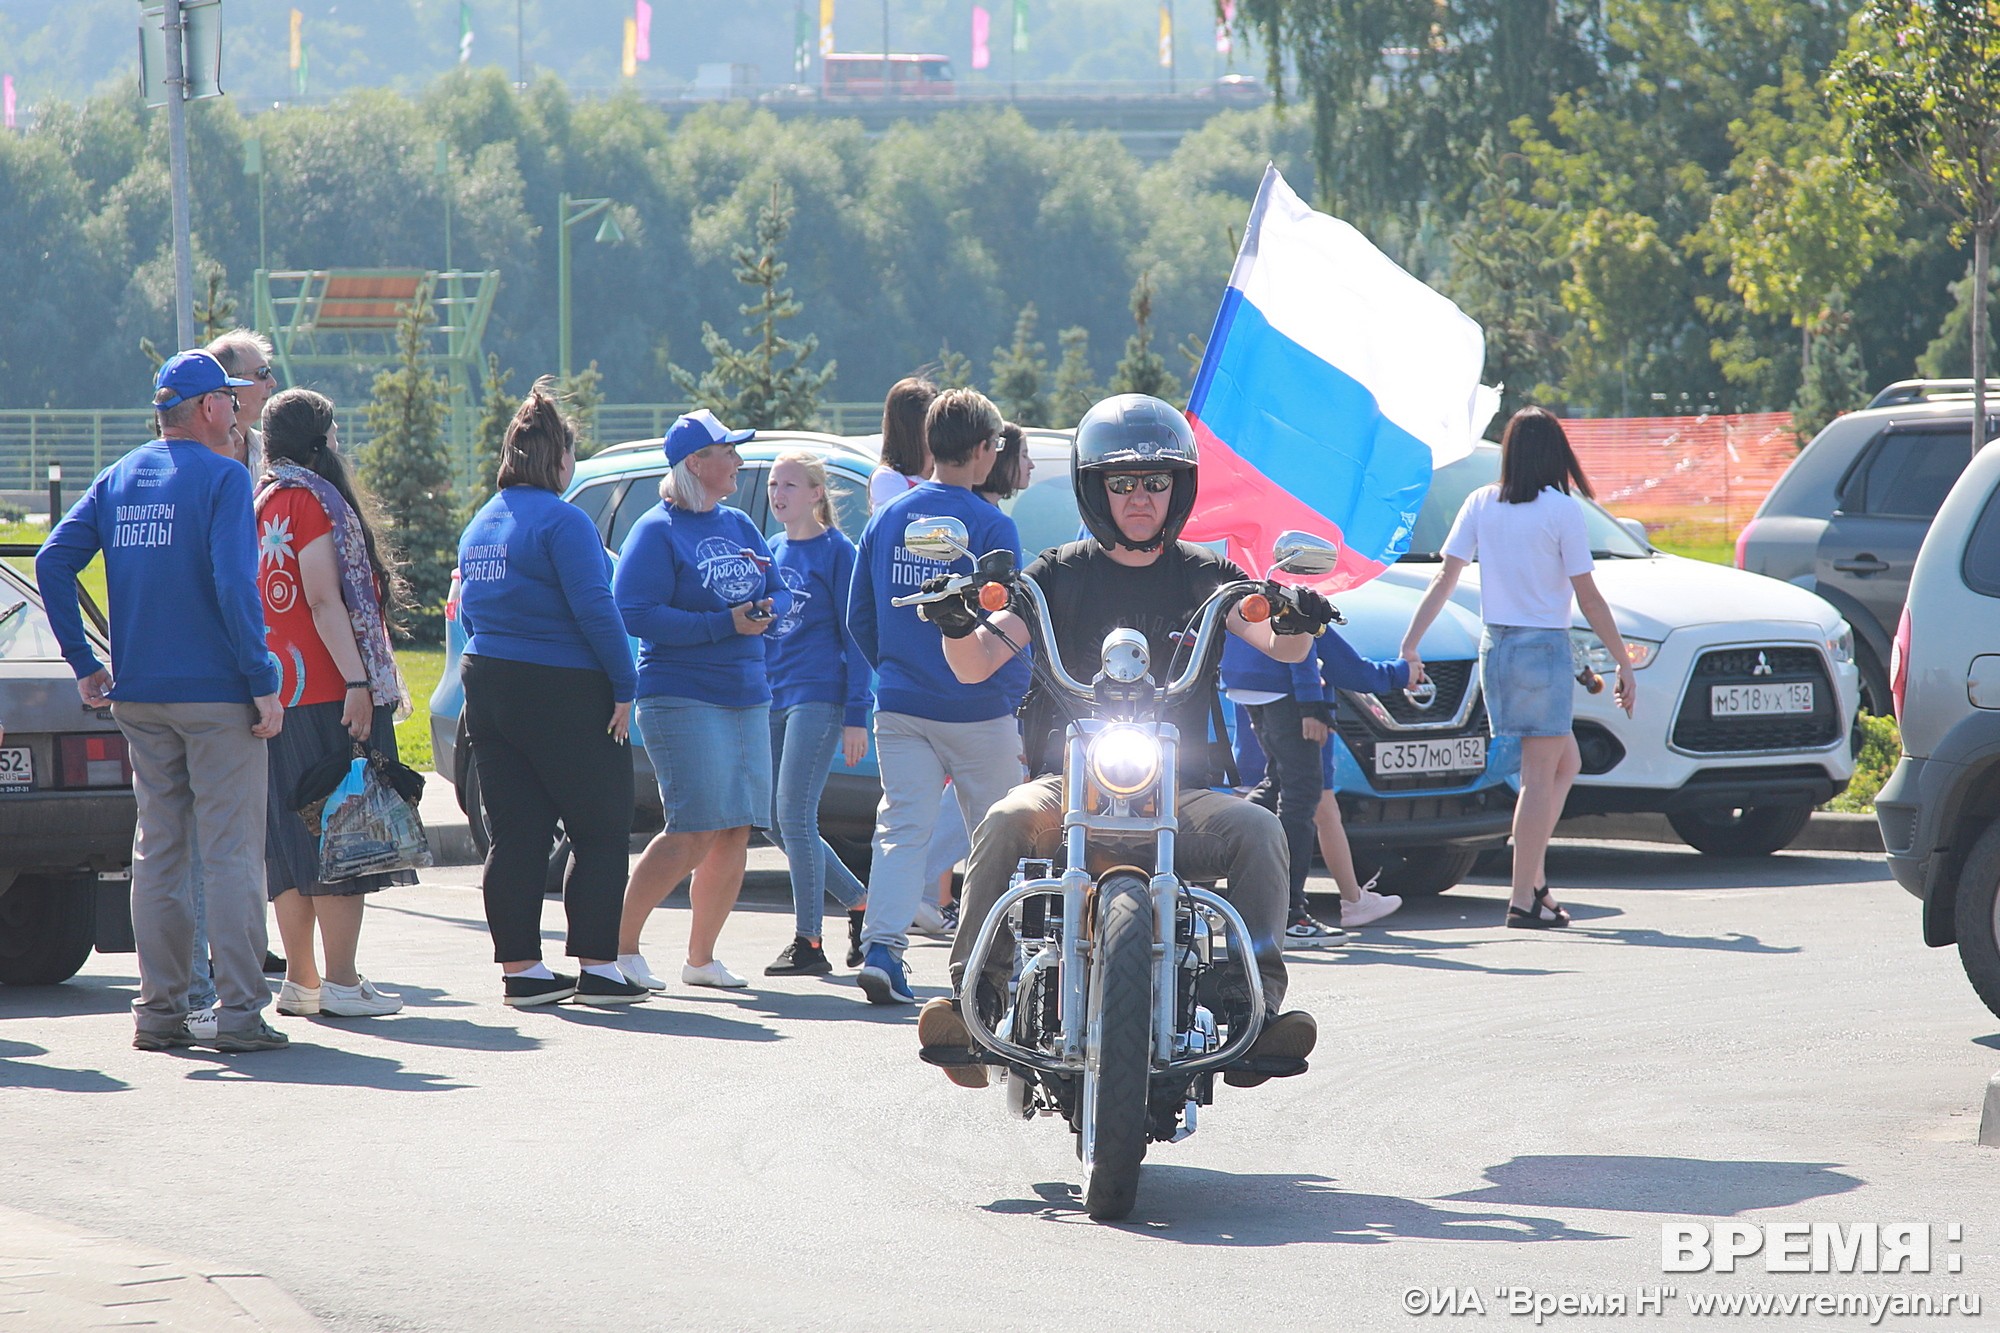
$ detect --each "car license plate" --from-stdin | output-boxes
[0,747,31,792]
[1373,736,1485,776]
[1710,682,1815,717]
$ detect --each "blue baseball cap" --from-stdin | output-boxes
[152,350,252,410]
[664,409,755,466]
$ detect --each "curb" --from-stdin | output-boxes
[419,772,480,866]
[1556,810,1884,855]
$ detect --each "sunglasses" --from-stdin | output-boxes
[249,365,277,382]
[1104,472,1175,495]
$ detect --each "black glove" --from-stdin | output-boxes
[917,575,982,639]
[1271,586,1337,636]
[1300,700,1334,728]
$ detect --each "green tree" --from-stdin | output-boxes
[668,181,836,430]
[988,303,1049,425]
[1445,140,1568,419]
[1108,270,1181,403]
[361,302,457,643]
[1916,262,2000,381]
[932,341,974,390]
[1050,325,1099,426]
[461,352,513,522]
[1793,300,1870,440]
[1832,0,2000,452]
[557,360,604,457]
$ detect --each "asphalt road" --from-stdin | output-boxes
[3,840,1997,1332]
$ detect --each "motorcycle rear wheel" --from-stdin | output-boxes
[1079,873,1154,1221]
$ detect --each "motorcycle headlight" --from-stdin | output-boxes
[1828,622,1855,663]
[1087,725,1162,798]
[1570,629,1659,672]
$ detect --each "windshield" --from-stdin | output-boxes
[1401,446,1651,561]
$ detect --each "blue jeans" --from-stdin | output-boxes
[770,702,867,940]
[186,842,217,1012]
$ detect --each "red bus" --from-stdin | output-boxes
[821,52,955,98]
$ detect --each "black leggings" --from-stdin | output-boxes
[462,654,633,963]
[1245,695,1325,915]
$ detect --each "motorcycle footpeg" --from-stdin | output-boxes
[1221,1054,1309,1079]
[918,1046,1004,1070]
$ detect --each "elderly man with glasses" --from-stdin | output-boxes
[205,329,279,473]
[37,351,291,1054]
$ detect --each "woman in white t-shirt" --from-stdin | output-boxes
[867,375,937,511]
[1400,407,1637,929]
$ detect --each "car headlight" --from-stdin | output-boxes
[1087,725,1163,798]
[1828,622,1855,663]
[1570,629,1659,672]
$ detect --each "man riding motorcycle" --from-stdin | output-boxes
[914,393,1333,1089]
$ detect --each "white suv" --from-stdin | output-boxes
[1379,444,1861,856]
[1873,436,2000,1019]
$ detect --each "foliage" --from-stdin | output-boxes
[989,303,1050,427]
[556,361,604,456]
[932,342,974,391]
[1445,139,1568,420]
[361,302,456,643]
[1108,270,1181,403]
[1793,304,1870,441]
[461,352,513,521]
[668,182,835,431]
[1829,711,1900,813]
[1050,326,1099,427]
[1917,263,2000,380]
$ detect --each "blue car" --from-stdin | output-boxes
[429,431,885,871]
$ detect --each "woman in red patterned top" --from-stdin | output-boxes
[256,388,414,1019]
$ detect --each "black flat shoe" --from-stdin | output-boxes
[1506,885,1571,929]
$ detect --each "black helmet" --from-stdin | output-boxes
[1072,393,1200,552]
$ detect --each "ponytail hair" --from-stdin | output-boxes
[496,377,576,493]
[774,450,837,529]
[260,386,410,629]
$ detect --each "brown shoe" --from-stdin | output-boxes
[917,998,989,1090]
[1223,1009,1317,1088]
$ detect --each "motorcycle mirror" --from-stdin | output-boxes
[903,516,972,563]
[1271,531,1341,576]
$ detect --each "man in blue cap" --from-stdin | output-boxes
[38,350,291,1053]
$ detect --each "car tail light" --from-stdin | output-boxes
[1890,605,1912,722]
[56,733,132,789]
[1733,518,1757,570]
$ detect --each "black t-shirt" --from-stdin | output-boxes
[1018,539,1250,780]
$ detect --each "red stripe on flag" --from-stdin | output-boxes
[1184,414,1388,591]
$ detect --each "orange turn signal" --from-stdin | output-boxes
[979,581,1010,613]
[1240,593,1271,624]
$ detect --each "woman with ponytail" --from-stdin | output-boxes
[255,388,415,1018]
[455,379,646,1008]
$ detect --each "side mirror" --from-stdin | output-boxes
[1617,517,1650,547]
[1271,530,1342,576]
[903,516,971,563]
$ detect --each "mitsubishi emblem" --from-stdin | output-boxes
[1752,652,1773,677]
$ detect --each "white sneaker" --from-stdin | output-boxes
[320,976,404,1017]
[910,902,949,938]
[275,980,321,1016]
[682,959,747,989]
[1341,889,1404,929]
[186,1005,219,1041]
[618,953,669,991]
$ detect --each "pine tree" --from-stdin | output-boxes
[932,340,974,390]
[1050,325,1099,426]
[1917,261,2000,382]
[557,360,604,457]
[460,352,513,523]
[988,303,1049,425]
[1108,270,1182,403]
[1793,302,1869,442]
[668,182,836,429]
[361,302,457,642]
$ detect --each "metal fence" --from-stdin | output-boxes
[0,403,884,507]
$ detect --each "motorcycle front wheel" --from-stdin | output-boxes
[1078,872,1154,1221]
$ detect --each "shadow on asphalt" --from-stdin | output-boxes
[668,981,950,1026]
[982,1171,1616,1245]
[0,1038,130,1093]
[308,1012,545,1052]
[0,975,139,1019]
[540,1002,779,1042]
[1973,1033,2000,1051]
[1444,1155,1865,1215]
[1516,842,1888,890]
[164,1043,468,1091]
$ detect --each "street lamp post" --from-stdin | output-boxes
[557,191,624,380]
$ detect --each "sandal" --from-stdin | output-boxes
[1506,884,1571,929]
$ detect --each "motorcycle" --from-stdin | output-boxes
[891,518,1341,1220]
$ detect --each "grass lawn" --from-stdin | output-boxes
[394,645,446,773]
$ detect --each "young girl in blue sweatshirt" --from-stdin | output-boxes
[761,452,873,977]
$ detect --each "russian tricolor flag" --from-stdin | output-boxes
[1185,166,1498,590]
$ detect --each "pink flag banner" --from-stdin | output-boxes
[634,0,652,62]
[971,6,991,70]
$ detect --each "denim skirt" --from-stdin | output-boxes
[635,695,772,833]
[1480,625,1574,739]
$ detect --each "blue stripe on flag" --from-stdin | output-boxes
[1189,287,1432,566]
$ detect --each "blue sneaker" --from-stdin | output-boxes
[857,943,915,1005]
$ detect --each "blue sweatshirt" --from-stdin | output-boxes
[614,500,789,707]
[848,480,1023,723]
[1221,629,1409,708]
[765,526,872,727]
[37,439,279,703]
[458,486,638,702]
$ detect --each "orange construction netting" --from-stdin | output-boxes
[1562,411,1799,550]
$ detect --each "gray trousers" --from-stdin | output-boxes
[115,701,270,1036]
[862,712,1024,955]
[948,776,1292,1013]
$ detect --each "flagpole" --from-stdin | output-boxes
[161,0,196,348]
